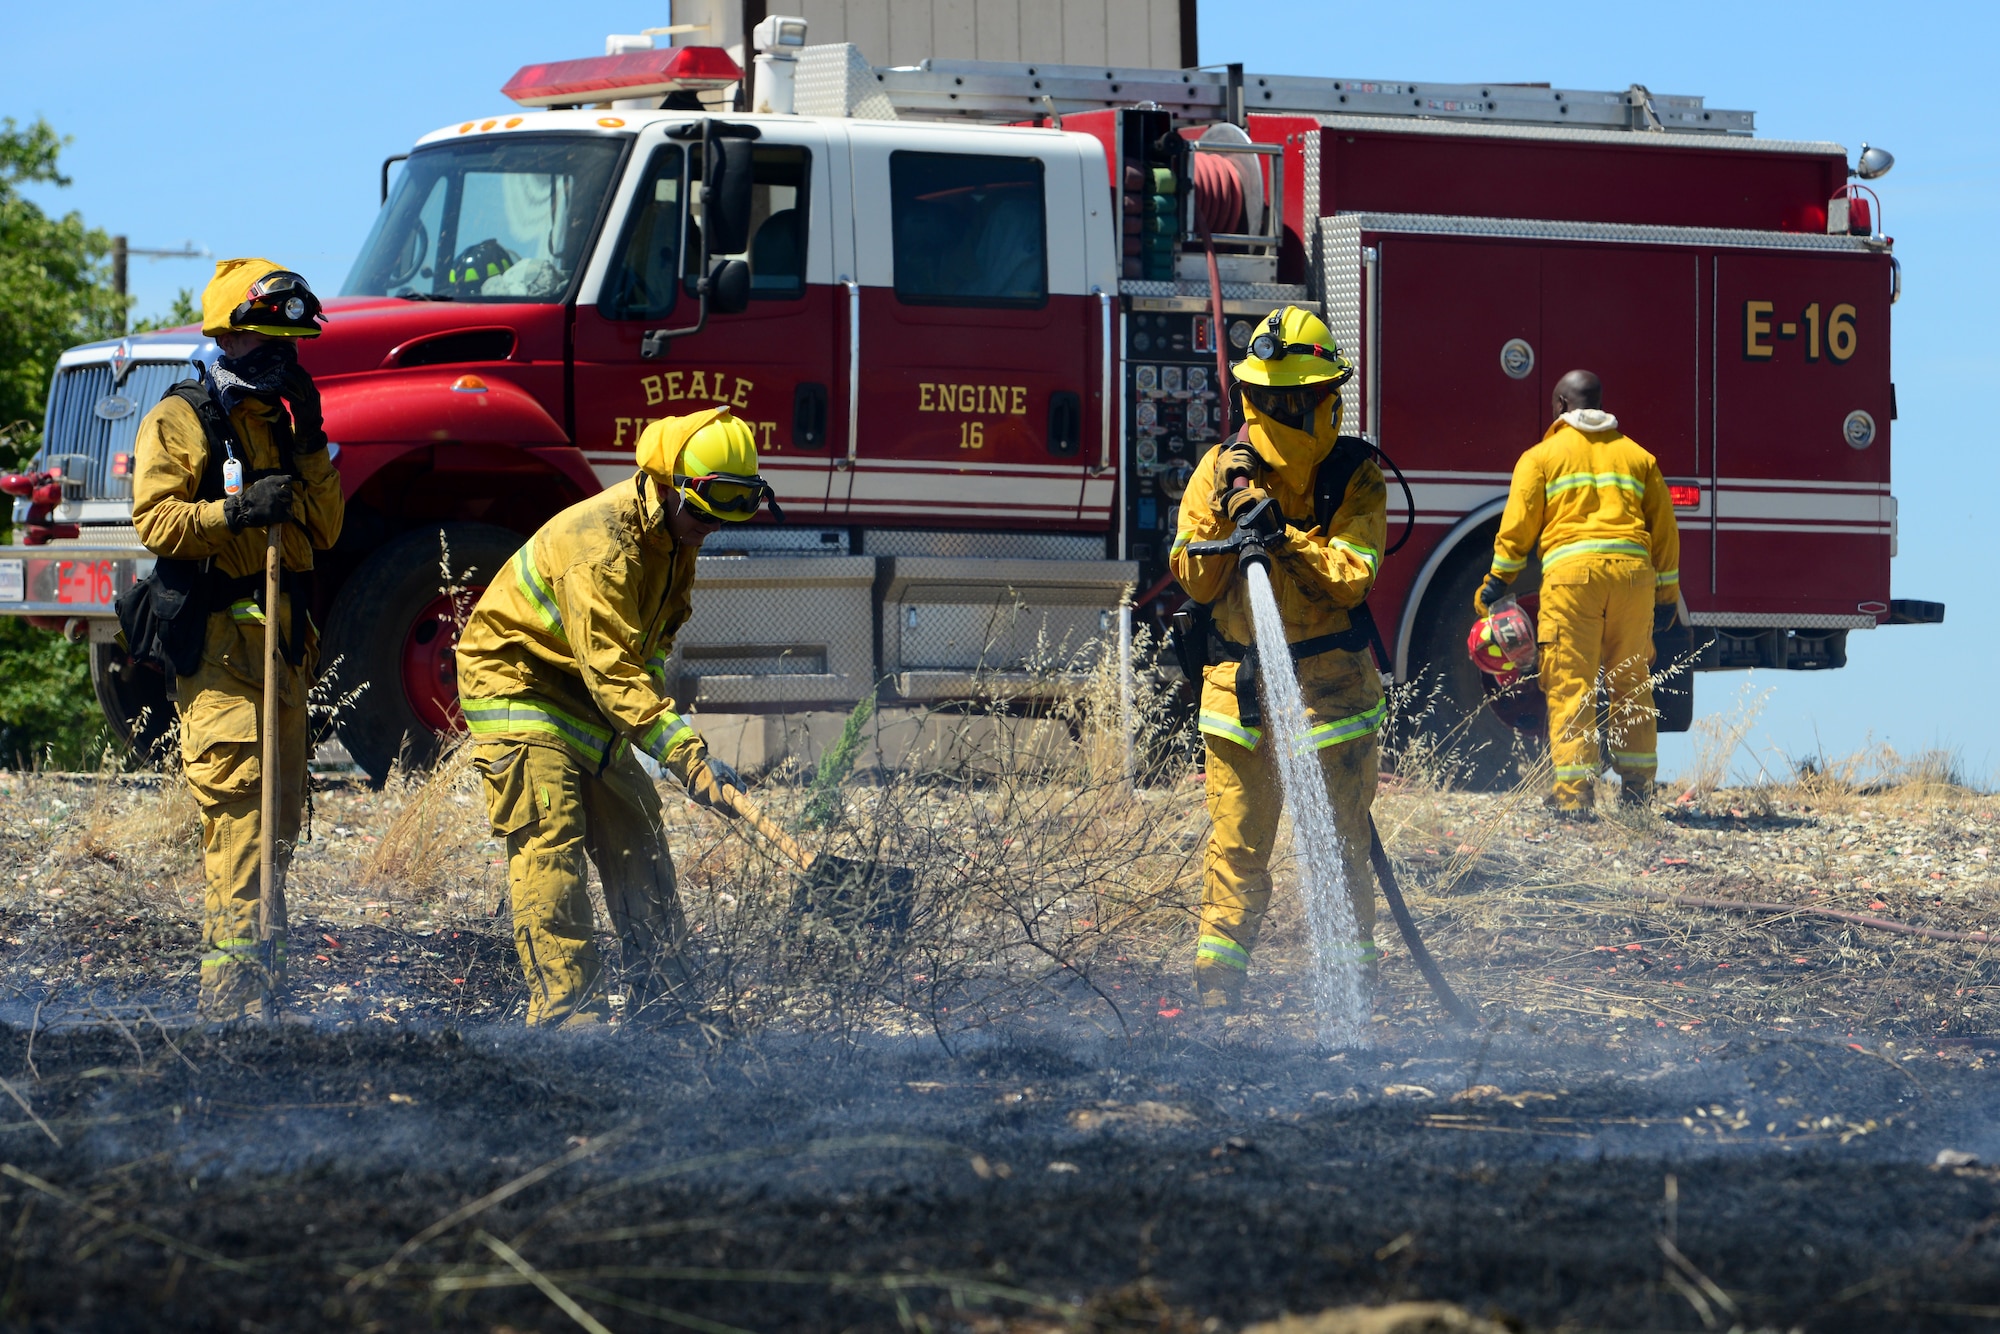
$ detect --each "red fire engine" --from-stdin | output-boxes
[1,28,1939,783]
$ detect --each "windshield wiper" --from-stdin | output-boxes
[392,290,455,301]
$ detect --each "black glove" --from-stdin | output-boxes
[1654,602,1680,633]
[684,752,745,816]
[1475,574,1509,617]
[281,365,328,453]
[223,474,295,531]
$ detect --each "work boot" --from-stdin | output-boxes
[198,965,268,1024]
[1618,779,1656,809]
[1196,964,1246,1012]
[556,1001,612,1031]
[1543,795,1596,823]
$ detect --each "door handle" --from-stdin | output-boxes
[841,279,860,470]
[793,382,829,449]
[1047,391,1083,457]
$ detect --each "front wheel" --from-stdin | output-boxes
[322,523,522,784]
[89,641,176,768]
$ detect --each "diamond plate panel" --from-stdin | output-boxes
[1321,219,1364,381]
[1119,279,1309,304]
[1302,132,1323,303]
[1687,611,1876,630]
[879,557,1137,699]
[670,556,876,707]
[891,602,1114,673]
[863,529,1104,561]
[1321,212,1880,256]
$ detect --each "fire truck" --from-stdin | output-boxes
[2,24,1941,783]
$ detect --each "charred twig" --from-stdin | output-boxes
[0,1075,58,1145]
[473,1230,614,1334]
[1633,884,1997,944]
[1657,1233,1739,1326]
[0,1163,251,1271]
[513,1134,959,1244]
[564,1283,760,1334]
[137,1007,200,1074]
[349,1123,633,1291]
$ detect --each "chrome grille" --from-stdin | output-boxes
[41,360,197,499]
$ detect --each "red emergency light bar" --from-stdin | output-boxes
[1669,484,1702,508]
[502,46,744,108]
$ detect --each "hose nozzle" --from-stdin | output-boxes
[1184,496,1285,573]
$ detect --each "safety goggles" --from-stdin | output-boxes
[676,471,781,521]
[231,271,323,328]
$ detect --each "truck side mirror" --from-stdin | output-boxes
[705,259,751,316]
[705,136,756,257]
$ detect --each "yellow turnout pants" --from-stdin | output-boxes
[1537,554,1659,808]
[474,739,689,1027]
[1197,650,1380,995]
[176,611,310,1021]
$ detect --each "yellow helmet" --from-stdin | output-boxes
[201,258,325,339]
[1232,305,1353,388]
[635,407,779,524]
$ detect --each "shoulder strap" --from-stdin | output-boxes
[1314,434,1376,532]
[164,380,234,503]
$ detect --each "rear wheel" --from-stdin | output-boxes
[89,641,176,768]
[322,523,521,784]
[1400,539,1544,792]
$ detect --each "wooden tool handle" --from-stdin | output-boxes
[719,781,815,873]
[258,524,286,1011]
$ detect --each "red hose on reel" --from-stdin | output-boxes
[1190,152,1245,237]
[1189,151,1245,412]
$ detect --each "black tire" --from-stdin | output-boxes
[1400,537,1544,792]
[89,641,177,768]
[322,522,522,784]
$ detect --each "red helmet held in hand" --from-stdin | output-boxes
[1468,598,1537,687]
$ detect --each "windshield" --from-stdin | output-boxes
[343,135,626,302]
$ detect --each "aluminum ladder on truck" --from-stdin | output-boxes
[793,46,1754,135]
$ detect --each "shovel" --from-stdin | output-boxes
[718,780,916,934]
[258,523,287,1017]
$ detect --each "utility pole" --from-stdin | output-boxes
[109,237,210,333]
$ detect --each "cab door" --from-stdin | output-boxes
[836,124,1106,530]
[572,119,848,519]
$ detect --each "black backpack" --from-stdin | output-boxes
[114,379,298,678]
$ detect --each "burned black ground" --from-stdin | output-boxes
[1,1005,1997,1333]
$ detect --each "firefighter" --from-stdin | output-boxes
[454,406,777,1028]
[131,258,342,1021]
[1172,306,1388,1012]
[1476,370,1680,813]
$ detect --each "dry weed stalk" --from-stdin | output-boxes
[661,622,1207,1041]
[364,740,481,897]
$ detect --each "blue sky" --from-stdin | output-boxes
[13,2,1993,783]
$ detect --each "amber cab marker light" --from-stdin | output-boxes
[451,375,490,394]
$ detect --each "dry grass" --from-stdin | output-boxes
[0,639,1994,1053]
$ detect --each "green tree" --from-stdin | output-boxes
[132,288,200,334]
[0,116,127,470]
[0,618,101,768]
[0,119,126,768]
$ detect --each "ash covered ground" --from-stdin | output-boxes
[0,725,1996,1332]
